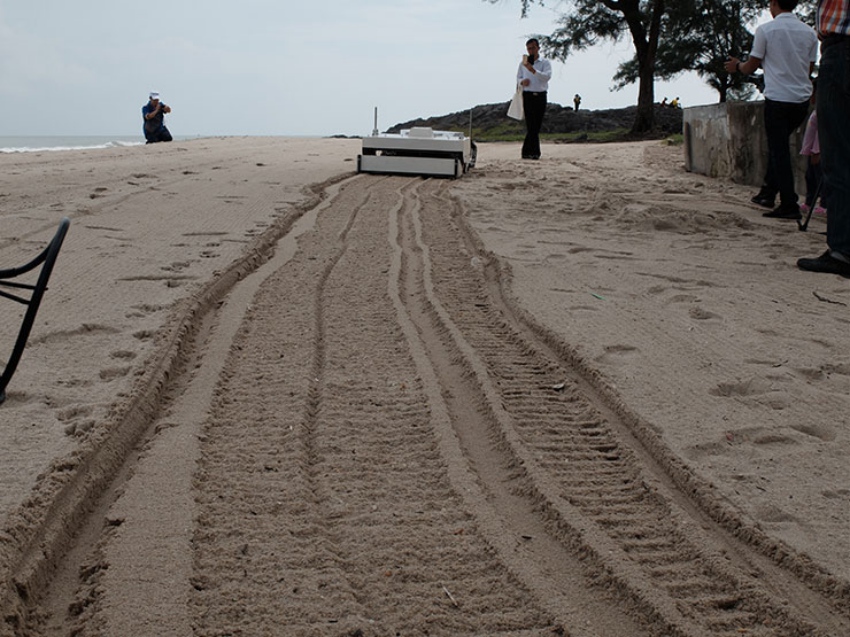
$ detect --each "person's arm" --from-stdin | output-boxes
[143,103,162,120]
[726,24,764,75]
[724,55,761,75]
[535,59,552,83]
[518,60,531,87]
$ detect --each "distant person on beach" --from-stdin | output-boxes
[725,0,817,220]
[573,94,581,111]
[797,0,850,276]
[142,92,173,144]
[660,97,668,107]
[517,38,552,160]
[670,97,680,108]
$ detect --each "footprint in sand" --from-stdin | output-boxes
[99,366,131,381]
[57,404,97,437]
[595,344,639,366]
[161,261,194,272]
[688,306,721,321]
[56,404,93,422]
[822,488,850,501]
[709,377,772,398]
[686,425,798,460]
[28,323,120,346]
[789,422,836,441]
[754,503,800,525]
[126,303,167,319]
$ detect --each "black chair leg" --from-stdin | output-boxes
[0,218,70,404]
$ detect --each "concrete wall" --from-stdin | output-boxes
[683,101,808,195]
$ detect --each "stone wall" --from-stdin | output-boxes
[683,101,809,195]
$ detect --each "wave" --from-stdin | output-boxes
[0,136,153,153]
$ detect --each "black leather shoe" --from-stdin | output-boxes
[751,192,775,208]
[797,250,850,276]
[763,203,801,219]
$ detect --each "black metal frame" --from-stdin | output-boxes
[0,218,70,404]
[797,177,823,232]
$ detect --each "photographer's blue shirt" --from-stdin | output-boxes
[142,101,168,135]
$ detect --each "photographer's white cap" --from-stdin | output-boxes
[149,91,160,100]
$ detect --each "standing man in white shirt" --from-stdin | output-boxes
[517,38,552,160]
[725,0,818,220]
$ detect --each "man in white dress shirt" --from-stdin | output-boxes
[517,38,552,160]
[725,0,818,219]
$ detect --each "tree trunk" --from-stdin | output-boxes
[632,58,656,133]
[623,0,665,134]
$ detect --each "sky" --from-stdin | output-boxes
[0,0,756,138]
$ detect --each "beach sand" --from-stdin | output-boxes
[0,137,847,636]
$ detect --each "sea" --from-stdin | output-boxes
[0,135,200,154]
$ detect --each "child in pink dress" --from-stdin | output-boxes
[800,85,828,217]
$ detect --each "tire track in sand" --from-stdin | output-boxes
[409,180,849,637]
[15,172,849,636]
[191,176,554,636]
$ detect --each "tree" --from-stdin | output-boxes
[613,0,763,103]
[491,0,667,134]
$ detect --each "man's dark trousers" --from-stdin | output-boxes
[522,91,547,159]
[762,98,810,205]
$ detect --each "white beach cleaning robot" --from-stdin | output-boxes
[357,109,477,178]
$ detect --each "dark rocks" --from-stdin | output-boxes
[387,102,684,140]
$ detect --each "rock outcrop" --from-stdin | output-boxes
[388,101,684,139]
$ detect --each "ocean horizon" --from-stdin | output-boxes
[0,135,203,153]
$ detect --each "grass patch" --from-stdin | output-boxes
[471,127,638,143]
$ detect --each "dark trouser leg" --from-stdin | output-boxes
[763,98,810,206]
[820,37,850,256]
[146,127,173,143]
[521,92,547,158]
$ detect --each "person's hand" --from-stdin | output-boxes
[724,56,740,74]
[520,79,531,87]
[811,153,820,165]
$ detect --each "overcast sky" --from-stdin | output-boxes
[1,0,750,138]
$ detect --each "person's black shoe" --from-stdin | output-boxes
[797,250,850,276]
[751,192,775,208]
[763,203,801,219]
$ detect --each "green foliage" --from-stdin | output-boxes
[612,0,764,102]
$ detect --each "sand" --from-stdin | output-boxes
[0,137,848,636]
